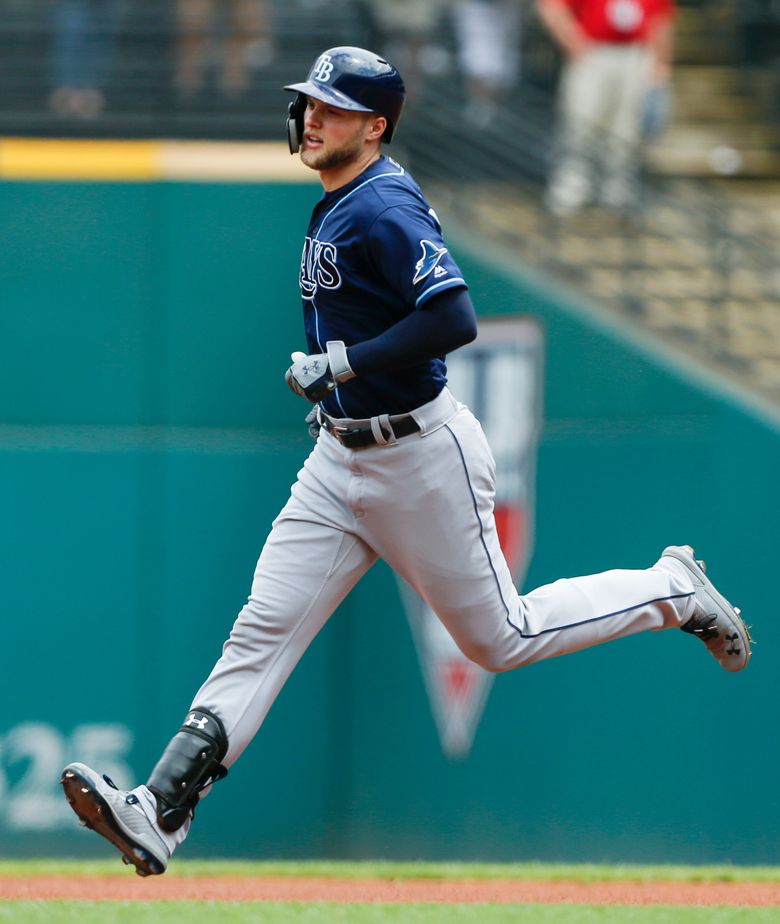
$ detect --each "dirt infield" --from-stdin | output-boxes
[1,876,779,905]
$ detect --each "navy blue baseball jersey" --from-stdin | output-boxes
[299,155,467,418]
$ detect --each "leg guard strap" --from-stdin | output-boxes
[147,708,228,832]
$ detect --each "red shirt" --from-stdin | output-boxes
[562,0,673,43]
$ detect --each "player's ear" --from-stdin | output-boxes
[366,115,387,142]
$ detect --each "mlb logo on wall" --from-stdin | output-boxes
[399,316,543,758]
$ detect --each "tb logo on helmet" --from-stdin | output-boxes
[312,54,334,83]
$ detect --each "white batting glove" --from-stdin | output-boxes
[284,342,355,403]
[304,406,321,440]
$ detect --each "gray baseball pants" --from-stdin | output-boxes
[192,387,695,765]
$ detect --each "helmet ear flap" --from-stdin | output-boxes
[287,94,306,154]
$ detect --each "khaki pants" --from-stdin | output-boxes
[547,43,652,213]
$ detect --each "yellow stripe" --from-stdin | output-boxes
[0,138,159,179]
[0,138,319,182]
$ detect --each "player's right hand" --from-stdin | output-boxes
[285,351,336,403]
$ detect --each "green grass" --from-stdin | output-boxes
[1,859,779,882]
[0,905,777,924]
[0,860,777,924]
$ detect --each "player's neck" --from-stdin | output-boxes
[319,149,382,192]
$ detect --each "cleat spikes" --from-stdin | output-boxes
[59,762,169,876]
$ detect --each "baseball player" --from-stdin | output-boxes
[60,46,751,877]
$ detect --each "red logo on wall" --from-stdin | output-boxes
[400,317,543,758]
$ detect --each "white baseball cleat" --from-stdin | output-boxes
[663,545,753,672]
[61,762,169,876]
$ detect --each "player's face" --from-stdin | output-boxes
[299,97,377,171]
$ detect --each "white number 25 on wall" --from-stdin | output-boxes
[0,723,134,831]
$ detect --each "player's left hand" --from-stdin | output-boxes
[304,407,321,440]
[285,351,335,403]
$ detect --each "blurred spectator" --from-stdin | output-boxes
[357,0,451,102]
[174,0,273,100]
[452,0,524,127]
[537,0,675,215]
[48,0,122,119]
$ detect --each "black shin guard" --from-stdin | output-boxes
[147,708,228,832]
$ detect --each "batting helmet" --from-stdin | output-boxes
[284,46,406,154]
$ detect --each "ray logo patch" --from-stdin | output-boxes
[413,240,448,285]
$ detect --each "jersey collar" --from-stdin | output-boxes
[318,155,402,206]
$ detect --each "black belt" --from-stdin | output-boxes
[320,412,420,448]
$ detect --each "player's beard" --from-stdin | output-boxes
[300,127,366,172]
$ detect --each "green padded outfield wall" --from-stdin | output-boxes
[1,180,777,864]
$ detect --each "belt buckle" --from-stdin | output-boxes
[332,424,362,446]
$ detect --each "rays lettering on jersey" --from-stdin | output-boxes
[299,236,342,300]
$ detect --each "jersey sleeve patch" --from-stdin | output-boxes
[413,240,449,285]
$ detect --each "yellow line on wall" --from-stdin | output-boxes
[0,138,319,182]
[0,138,159,179]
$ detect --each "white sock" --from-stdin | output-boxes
[134,784,192,854]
